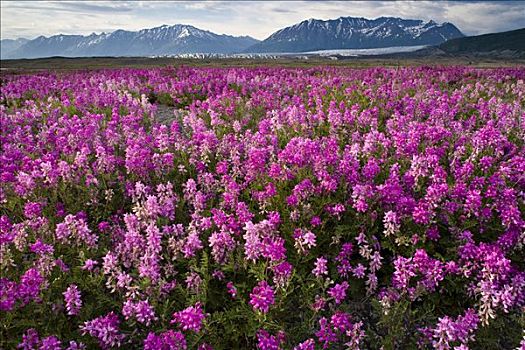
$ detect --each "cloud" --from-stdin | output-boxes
[1,1,524,40]
[442,1,525,35]
[271,8,296,14]
[2,1,135,14]
[57,2,135,13]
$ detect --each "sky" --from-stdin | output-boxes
[1,1,524,40]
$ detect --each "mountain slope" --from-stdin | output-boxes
[247,17,464,53]
[439,27,525,54]
[4,25,259,59]
[0,38,29,59]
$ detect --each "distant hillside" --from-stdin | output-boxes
[368,28,525,59]
[439,28,525,54]
[0,38,29,59]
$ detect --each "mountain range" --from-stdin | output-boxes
[247,17,463,53]
[3,17,522,59]
[1,25,258,59]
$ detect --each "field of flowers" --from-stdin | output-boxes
[1,65,524,349]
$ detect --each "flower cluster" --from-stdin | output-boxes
[63,284,82,316]
[2,66,524,349]
[1,268,44,311]
[55,213,98,248]
[18,328,86,350]
[80,312,125,348]
[143,330,187,350]
[256,329,286,350]
[122,299,157,326]
[315,311,365,349]
[171,302,206,333]
[425,309,480,350]
[250,280,276,314]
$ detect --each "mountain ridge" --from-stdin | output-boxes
[1,24,259,59]
[246,16,464,53]
[0,38,30,58]
[8,18,520,59]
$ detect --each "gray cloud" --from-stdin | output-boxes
[2,1,135,14]
[1,1,524,40]
[56,2,135,13]
[271,8,296,14]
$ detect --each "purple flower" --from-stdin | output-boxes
[40,336,61,350]
[17,328,40,349]
[144,330,187,350]
[312,257,328,277]
[392,249,447,296]
[81,312,125,348]
[212,269,225,280]
[23,202,43,219]
[81,259,98,271]
[316,317,338,348]
[226,281,237,298]
[1,278,18,311]
[293,228,317,254]
[335,243,354,277]
[250,280,275,314]
[262,236,287,262]
[430,309,479,350]
[29,239,54,256]
[311,295,326,312]
[63,284,82,316]
[171,302,206,333]
[310,216,321,227]
[316,311,361,349]
[328,281,349,305]
[185,272,203,294]
[98,221,110,232]
[18,268,44,306]
[353,264,366,278]
[293,338,315,350]
[208,230,235,264]
[256,329,285,350]
[182,231,203,258]
[383,211,400,237]
[412,203,431,225]
[345,321,365,350]
[65,341,86,350]
[272,261,293,287]
[55,214,97,248]
[122,299,157,326]
[370,251,383,273]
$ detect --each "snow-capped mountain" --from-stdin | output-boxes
[246,17,464,53]
[2,25,259,59]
